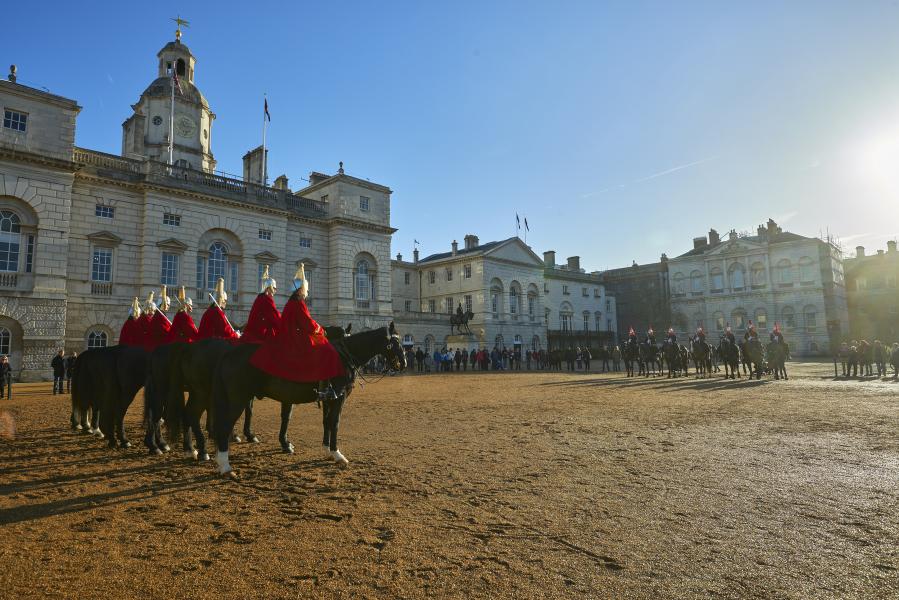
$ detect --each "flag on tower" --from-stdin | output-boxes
[516,213,520,230]
[524,217,529,232]
[264,98,271,122]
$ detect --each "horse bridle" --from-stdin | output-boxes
[335,334,404,387]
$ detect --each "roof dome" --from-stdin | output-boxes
[140,76,209,109]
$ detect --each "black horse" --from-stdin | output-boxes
[767,341,789,380]
[71,345,161,449]
[742,338,765,380]
[149,325,350,461]
[691,339,711,379]
[213,323,406,477]
[622,339,639,377]
[639,340,660,377]
[662,341,685,378]
[718,338,741,379]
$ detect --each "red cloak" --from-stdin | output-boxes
[250,293,344,383]
[145,311,172,351]
[119,317,142,346]
[197,304,240,340]
[240,293,282,344]
[166,311,199,343]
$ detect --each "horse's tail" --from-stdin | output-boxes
[70,352,90,422]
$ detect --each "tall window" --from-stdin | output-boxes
[404,272,410,285]
[756,310,767,330]
[595,312,602,330]
[359,196,370,212]
[672,272,685,296]
[583,313,590,330]
[492,293,499,314]
[206,242,228,290]
[161,252,179,286]
[710,267,724,291]
[804,306,817,332]
[714,311,725,331]
[782,306,796,329]
[799,257,815,283]
[560,313,572,331]
[464,264,472,278]
[528,295,535,317]
[404,300,412,312]
[777,259,793,285]
[91,248,112,282]
[0,211,21,272]
[87,330,108,349]
[509,287,519,314]
[465,295,472,312]
[428,271,436,284]
[0,327,9,355]
[355,259,373,308]
[731,309,746,330]
[729,264,745,290]
[446,297,454,314]
[751,262,766,287]
[446,268,453,282]
[691,271,703,293]
[428,299,436,313]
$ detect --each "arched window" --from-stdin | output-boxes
[729,263,746,290]
[755,309,767,331]
[595,311,602,331]
[509,285,520,315]
[495,334,504,348]
[424,335,434,354]
[87,330,108,349]
[583,311,590,331]
[490,279,503,316]
[750,262,766,287]
[710,267,724,291]
[803,305,818,332]
[206,242,228,290]
[731,308,747,330]
[690,270,703,293]
[713,311,725,331]
[559,302,573,331]
[782,306,796,329]
[799,257,815,283]
[0,211,22,272]
[672,272,685,296]
[0,327,10,356]
[176,58,186,77]
[355,259,374,308]
[777,259,793,285]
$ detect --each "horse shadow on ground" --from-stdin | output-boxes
[540,375,770,392]
[0,474,216,525]
[0,460,188,497]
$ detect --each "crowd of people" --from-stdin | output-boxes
[397,344,626,374]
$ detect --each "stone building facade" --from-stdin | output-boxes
[843,242,899,342]
[666,220,848,355]
[542,252,617,350]
[598,257,671,338]
[391,235,547,354]
[1,35,394,380]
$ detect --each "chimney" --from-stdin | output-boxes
[728,230,738,241]
[888,240,897,253]
[767,218,778,232]
[758,225,766,238]
[567,256,581,271]
[709,228,720,245]
[543,250,556,267]
[308,171,330,186]
[464,234,479,250]
[660,253,668,263]
[273,174,289,191]
[878,249,884,256]
[693,236,708,250]
[451,240,458,256]
[413,248,419,263]
[242,146,267,185]
[396,252,403,261]
[856,245,865,258]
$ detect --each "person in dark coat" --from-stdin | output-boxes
[51,350,65,394]
[415,347,424,372]
[64,351,77,393]
[0,356,11,398]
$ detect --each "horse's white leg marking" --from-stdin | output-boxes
[330,449,349,468]
[216,450,232,474]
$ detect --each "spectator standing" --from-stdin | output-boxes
[51,350,66,394]
[461,348,469,371]
[583,347,592,371]
[454,349,463,371]
[64,351,77,392]
[0,356,10,399]
[415,347,424,372]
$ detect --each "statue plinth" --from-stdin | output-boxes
[445,334,480,352]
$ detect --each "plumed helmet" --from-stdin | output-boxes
[668,327,674,334]
[260,264,277,294]
[177,286,193,311]
[293,263,308,298]
[145,291,157,314]
[129,296,142,318]
[215,277,228,307]
[159,285,170,311]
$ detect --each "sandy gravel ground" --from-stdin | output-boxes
[0,362,897,599]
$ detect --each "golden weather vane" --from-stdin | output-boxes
[171,16,190,41]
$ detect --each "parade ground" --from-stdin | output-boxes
[0,363,897,599]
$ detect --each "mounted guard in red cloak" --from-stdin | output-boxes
[167,286,199,343]
[146,286,173,351]
[197,277,240,341]
[250,263,343,387]
[119,297,143,346]
[241,265,281,344]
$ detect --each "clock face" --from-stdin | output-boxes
[175,115,197,138]
[152,115,163,126]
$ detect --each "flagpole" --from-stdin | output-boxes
[168,67,175,167]
[261,94,267,187]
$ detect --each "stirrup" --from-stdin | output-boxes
[317,384,337,402]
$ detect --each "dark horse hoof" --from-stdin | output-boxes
[281,442,295,454]
[149,447,163,456]
[246,434,261,444]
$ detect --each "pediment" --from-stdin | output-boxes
[295,257,318,268]
[705,238,765,256]
[254,251,280,263]
[87,231,122,245]
[484,238,544,267]
[155,238,189,251]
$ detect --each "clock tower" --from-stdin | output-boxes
[121,32,216,172]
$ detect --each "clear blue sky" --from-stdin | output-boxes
[8,1,899,270]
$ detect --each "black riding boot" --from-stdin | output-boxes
[318,381,337,402]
